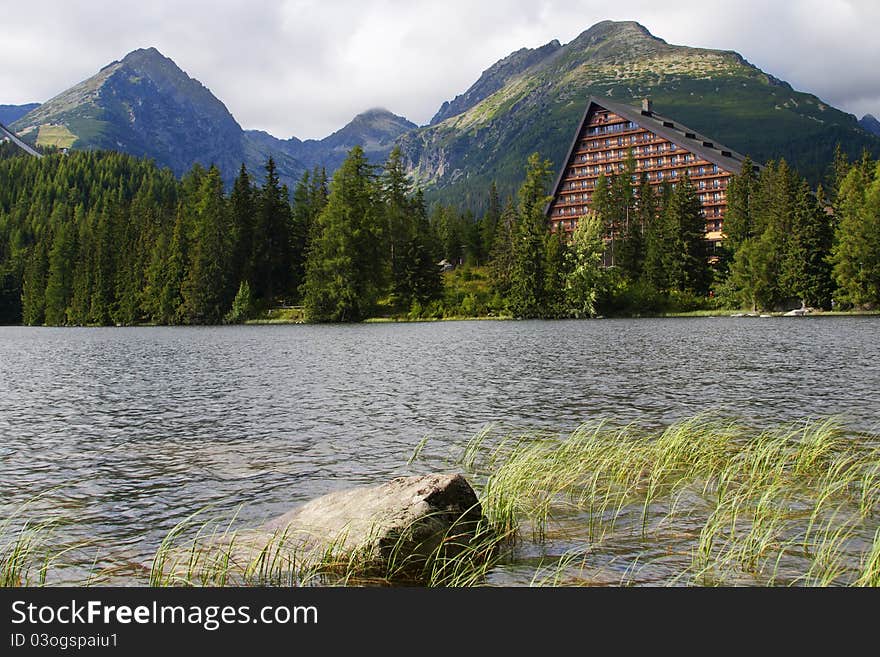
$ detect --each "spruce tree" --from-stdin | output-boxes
[832,159,880,307]
[723,155,757,251]
[488,200,517,299]
[44,207,76,325]
[21,241,49,325]
[301,146,383,322]
[510,153,553,318]
[480,181,502,259]
[230,164,256,293]
[182,167,233,324]
[252,157,294,304]
[783,181,834,308]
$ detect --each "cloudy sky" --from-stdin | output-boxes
[2,0,878,139]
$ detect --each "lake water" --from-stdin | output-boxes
[1,317,879,583]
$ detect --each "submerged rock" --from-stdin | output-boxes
[160,474,488,584]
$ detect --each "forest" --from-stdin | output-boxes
[0,140,878,326]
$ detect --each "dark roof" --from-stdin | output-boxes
[547,96,754,212]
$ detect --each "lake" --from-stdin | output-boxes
[1,317,879,584]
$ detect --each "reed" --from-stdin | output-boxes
[453,415,880,586]
[6,415,879,587]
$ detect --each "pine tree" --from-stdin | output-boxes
[723,155,757,251]
[182,167,233,324]
[44,207,76,325]
[832,159,880,307]
[21,241,49,325]
[670,175,711,295]
[510,153,553,318]
[301,146,383,322]
[230,164,256,292]
[225,280,254,324]
[488,200,517,299]
[252,157,294,304]
[394,189,442,308]
[290,167,328,302]
[783,181,834,308]
[480,181,502,259]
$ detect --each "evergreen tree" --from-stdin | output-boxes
[230,164,256,292]
[252,157,294,303]
[394,189,442,309]
[44,207,76,325]
[612,151,641,280]
[225,280,255,324]
[488,200,517,298]
[381,147,414,302]
[21,241,49,325]
[301,146,383,322]
[510,153,553,318]
[480,181,502,259]
[723,155,757,251]
[783,181,834,308]
[667,175,711,295]
[182,167,233,324]
[832,160,880,307]
[290,167,328,301]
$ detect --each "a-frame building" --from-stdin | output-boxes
[546,97,754,255]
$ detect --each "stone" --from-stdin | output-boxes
[162,473,488,584]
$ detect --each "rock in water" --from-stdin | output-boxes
[159,474,488,585]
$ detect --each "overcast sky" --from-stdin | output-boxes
[2,0,878,139]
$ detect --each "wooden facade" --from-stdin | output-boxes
[546,97,753,254]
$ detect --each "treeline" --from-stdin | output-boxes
[2,143,878,326]
[721,149,880,311]
[0,147,447,325]
[483,148,880,318]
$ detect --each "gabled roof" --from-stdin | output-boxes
[547,96,754,211]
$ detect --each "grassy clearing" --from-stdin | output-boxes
[35,124,78,149]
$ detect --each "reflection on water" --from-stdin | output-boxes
[1,317,879,583]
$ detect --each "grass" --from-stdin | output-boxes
[35,124,78,149]
[3,415,879,587]
[452,415,880,586]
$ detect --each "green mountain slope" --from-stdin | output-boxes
[400,20,880,207]
[8,49,415,186]
[10,48,307,185]
[0,104,40,125]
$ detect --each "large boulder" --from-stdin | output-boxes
[158,473,489,585]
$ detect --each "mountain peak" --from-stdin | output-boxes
[326,108,416,146]
[566,19,667,56]
[122,46,166,63]
[859,114,880,137]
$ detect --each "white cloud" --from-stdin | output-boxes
[1,0,878,138]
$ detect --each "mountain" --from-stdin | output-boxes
[0,103,40,125]
[9,47,308,184]
[286,108,416,175]
[8,48,416,186]
[860,114,880,137]
[400,20,880,206]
